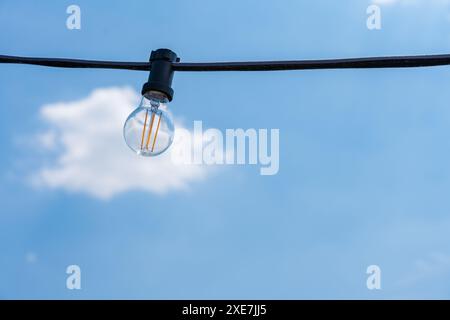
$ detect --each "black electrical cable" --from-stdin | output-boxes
[2,53,450,71]
[173,54,450,71]
[0,55,151,71]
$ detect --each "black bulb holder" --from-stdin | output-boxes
[141,49,179,102]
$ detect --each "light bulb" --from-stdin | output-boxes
[123,91,174,156]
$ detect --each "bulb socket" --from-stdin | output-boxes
[141,49,179,102]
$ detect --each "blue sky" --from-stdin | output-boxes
[2,0,450,299]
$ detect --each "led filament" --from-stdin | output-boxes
[141,106,161,152]
[123,91,174,156]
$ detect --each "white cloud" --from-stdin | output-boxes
[31,87,207,200]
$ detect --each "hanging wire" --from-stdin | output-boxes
[0,55,151,71]
[2,53,450,72]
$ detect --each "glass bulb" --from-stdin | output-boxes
[123,91,175,156]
